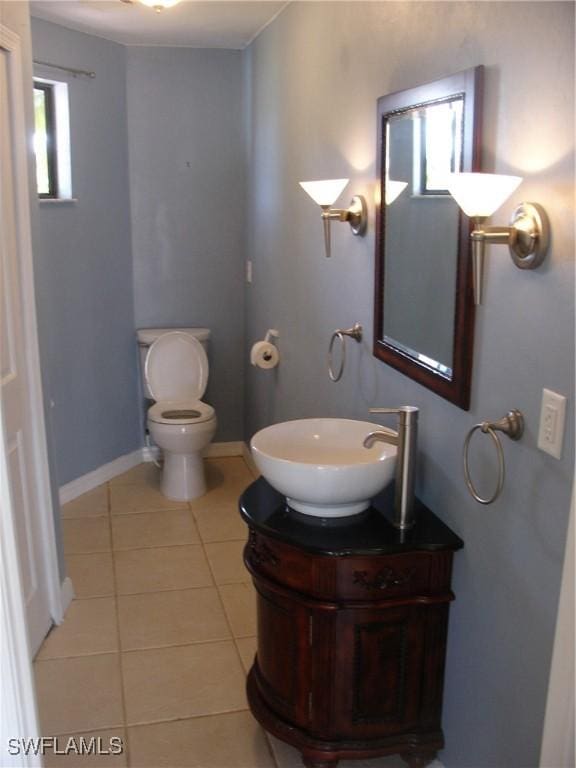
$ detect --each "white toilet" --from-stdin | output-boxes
[137,328,217,501]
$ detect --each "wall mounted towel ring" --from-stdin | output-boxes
[328,323,363,382]
[463,409,524,505]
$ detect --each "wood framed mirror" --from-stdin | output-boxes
[373,67,483,410]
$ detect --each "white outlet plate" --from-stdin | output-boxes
[537,388,567,459]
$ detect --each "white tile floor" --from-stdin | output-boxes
[34,457,409,768]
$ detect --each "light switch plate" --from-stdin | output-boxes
[537,388,567,459]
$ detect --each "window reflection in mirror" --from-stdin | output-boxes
[417,100,463,195]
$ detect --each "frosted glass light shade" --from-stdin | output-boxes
[139,0,181,8]
[386,180,408,206]
[446,173,523,217]
[299,179,349,207]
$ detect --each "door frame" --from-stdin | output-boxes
[1,23,65,627]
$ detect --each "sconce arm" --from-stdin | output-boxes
[321,208,350,222]
[322,197,367,231]
[471,225,513,246]
[320,207,352,258]
[319,196,368,258]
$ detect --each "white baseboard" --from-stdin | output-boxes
[60,442,246,504]
[205,441,245,458]
[57,576,74,623]
[142,441,245,462]
[59,449,143,505]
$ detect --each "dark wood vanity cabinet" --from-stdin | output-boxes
[240,479,463,768]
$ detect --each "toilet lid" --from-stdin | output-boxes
[145,331,208,402]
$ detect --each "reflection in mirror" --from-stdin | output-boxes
[383,97,464,377]
[374,68,483,410]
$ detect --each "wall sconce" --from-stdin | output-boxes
[299,179,367,258]
[447,172,549,305]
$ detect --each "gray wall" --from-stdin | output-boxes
[244,3,574,766]
[30,18,141,485]
[126,47,245,442]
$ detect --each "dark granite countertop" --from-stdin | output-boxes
[239,477,464,556]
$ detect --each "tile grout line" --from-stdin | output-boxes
[107,480,132,768]
[43,707,254,740]
[119,636,239,656]
[34,649,120,665]
[34,633,246,662]
[198,488,259,698]
[112,538,247,554]
[110,508,189,517]
[204,535,247,668]
[112,539,244,555]
[113,541,220,554]
[72,583,226,601]
[118,706,254,732]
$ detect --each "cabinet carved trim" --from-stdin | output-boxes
[249,530,280,568]
[353,567,415,591]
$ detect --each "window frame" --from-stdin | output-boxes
[415,99,463,197]
[34,80,59,199]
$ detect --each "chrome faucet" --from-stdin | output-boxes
[363,406,419,530]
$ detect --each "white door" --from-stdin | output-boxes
[1,43,52,656]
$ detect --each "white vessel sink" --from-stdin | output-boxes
[250,418,397,518]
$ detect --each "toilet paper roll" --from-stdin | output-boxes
[250,341,280,369]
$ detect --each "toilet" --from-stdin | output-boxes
[137,328,217,501]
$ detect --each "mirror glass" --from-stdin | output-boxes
[374,68,483,409]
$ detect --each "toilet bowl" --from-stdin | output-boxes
[144,331,217,501]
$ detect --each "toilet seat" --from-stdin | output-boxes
[145,331,208,402]
[148,399,215,426]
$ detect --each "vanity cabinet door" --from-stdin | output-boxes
[254,581,312,730]
[332,605,428,739]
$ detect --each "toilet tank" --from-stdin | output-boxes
[136,327,211,400]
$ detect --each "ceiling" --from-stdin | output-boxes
[29,0,288,48]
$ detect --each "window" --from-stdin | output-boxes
[413,99,463,196]
[34,82,58,197]
[33,78,72,199]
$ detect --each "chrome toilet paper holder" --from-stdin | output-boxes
[263,329,279,347]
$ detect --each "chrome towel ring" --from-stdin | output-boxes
[463,409,524,505]
[328,323,363,382]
